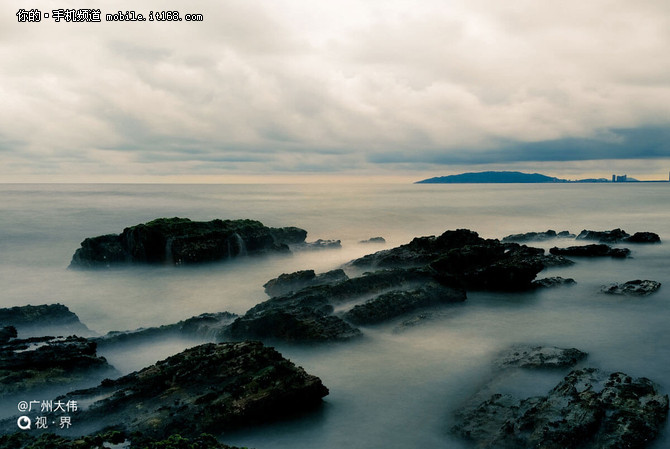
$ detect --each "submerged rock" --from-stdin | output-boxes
[549,244,630,258]
[0,304,92,338]
[494,345,587,369]
[263,269,348,297]
[69,217,307,268]
[96,312,238,346]
[601,279,661,296]
[502,230,574,243]
[342,283,466,325]
[453,368,669,449]
[0,336,113,397]
[577,229,661,244]
[0,327,16,345]
[70,341,329,438]
[532,276,576,288]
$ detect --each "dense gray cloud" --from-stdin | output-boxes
[1,0,669,181]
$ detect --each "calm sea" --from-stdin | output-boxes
[1,183,669,447]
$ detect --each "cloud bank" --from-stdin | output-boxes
[2,0,669,180]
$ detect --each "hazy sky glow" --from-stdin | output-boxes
[2,0,670,182]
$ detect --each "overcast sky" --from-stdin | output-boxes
[2,0,669,182]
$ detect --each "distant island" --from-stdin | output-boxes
[414,171,669,184]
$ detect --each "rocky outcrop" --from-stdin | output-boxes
[0,432,244,449]
[0,327,16,345]
[627,231,662,243]
[0,304,92,337]
[502,230,574,243]
[223,268,436,342]
[69,341,329,438]
[350,229,567,292]
[263,269,348,297]
[494,345,587,369]
[0,336,113,396]
[531,277,576,288]
[293,239,342,250]
[453,368,669,449]
[360,237,386,244]
[577,229,661,244]
[342,283,465,325]
[601,279,661,296]
[69,218,308,268]
[96,312,238,346]
[549,244,630,258]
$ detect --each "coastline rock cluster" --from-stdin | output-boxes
[68,341,329,438]
[69,217,309,268]
[454,367,669,449]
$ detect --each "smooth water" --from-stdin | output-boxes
[1,183,669,447]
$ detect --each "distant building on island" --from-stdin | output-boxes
[612,174,627,182]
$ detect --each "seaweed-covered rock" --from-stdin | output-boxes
[70,218,307,268]
[549,244,630,258]
[263,269,348,297]
[494,345,587,369]
[0,304,92,338]
[96,312,238,347]
[502,230,574,243]
[0,336,113,397]
[69,341,329,438]
[342,283,465,325]
[532,277,576,288]
[601,279,661,296]
[453,368,669,449]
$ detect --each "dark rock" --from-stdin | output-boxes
[626,231,661,243]
[351,229,556,291]
[224,268,434,342]
[69,341,329,438]
[294,239,342,250]
[0,432,243,449]
[0,336,113,397]
[349,228,485,268]
[360,237,386,244]
[268,226,308,245]
[0,327,16,345]
[577,228,631,243]
[501,230,574,243]
[549,244,630,258]
[0,304,92,337]
[96,312,238,347]
[601,279,661,296]
[70,218,306,268]
[430,243,545,291]
[263,269,348,297]
[577,229,662,244]
[495,345,587,369]
[532,277,576,288]
[453,368,669,449]
[342,283,466,325]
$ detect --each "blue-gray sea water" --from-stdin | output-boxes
[1,183,669,447]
